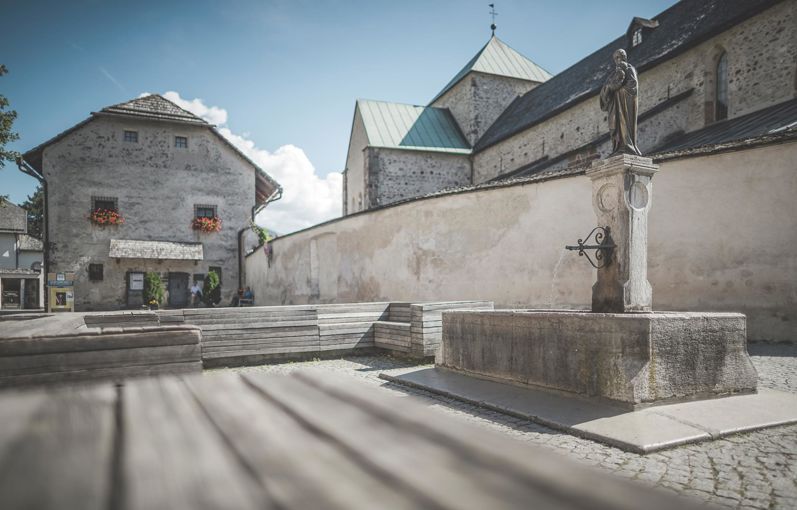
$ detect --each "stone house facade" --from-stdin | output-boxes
[20,95,280,311]
[342,0,797,212]
[0,199,43,310]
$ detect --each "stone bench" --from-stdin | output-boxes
[0,316,202,388]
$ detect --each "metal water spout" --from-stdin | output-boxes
[565,226,616,269]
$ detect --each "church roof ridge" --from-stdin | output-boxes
[429,35,552,105]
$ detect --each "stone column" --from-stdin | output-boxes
[585,154,658,313]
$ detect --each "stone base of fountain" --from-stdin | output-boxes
[435,309,757,409]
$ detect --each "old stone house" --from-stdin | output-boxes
[20,94,280,310]
[0,199,43,310]
[342,0,797,213]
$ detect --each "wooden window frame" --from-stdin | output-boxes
[123,130,138,143]
[175,136,188,149]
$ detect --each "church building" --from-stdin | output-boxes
[342,0,797,214]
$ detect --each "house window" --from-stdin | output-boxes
[175,136,188,148]
[715,52,729,121]
[92,196,118,212]
[194,204,217,219]
[88,263,104,281]
[123,130,138,143]
[632,28,643,47]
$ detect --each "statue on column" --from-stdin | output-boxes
[600,49,642,156]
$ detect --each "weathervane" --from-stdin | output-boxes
[489,3,498,35]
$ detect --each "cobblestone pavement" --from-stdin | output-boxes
[217,343,797,509]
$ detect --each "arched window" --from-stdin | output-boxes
[715,52,728,121]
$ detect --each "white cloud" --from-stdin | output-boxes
[159,91,342,234]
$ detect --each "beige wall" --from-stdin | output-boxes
[343,106,368,214]
[473,0,797,183]
[248,141,797,342]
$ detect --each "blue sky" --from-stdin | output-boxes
[1,0,672,230]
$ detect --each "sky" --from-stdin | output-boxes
[1,0,672,233]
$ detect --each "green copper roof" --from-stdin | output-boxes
[357,100,471,154]
[430,36,552,104]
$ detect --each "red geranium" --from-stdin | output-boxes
[192,215,222,233]
[89,209,124,226]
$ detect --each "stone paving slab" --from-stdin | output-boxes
[380,367,797,454]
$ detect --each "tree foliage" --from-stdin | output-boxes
[21,184,43,239]
[0,64,19,168]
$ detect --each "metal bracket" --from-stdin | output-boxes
[565,226,616,269]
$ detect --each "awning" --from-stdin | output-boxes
[109,239,203,260]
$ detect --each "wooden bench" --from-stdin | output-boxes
[0,370,694,510]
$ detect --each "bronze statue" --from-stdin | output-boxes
[600,49,641,156]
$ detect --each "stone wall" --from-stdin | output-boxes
[366,148,471,208]
[247,141,797,342]
[473,0,797,183]
[43,115,257,310]
[432,72,538,146]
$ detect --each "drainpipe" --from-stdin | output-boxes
[238,186,283,288]
[16,157,48,310]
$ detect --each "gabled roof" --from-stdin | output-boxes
[430,36,552,104]
[358,100,471,154]
[21,94,281,205]
[18,234,43,251]
[475,0,784,151]
[100,94,208,125]
[0,200,27,233]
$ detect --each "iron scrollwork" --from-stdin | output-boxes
[565,226,616,269]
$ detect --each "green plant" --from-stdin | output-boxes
[203,270,221,306]
[143,272,165,305]
[205,270,220,293]
[0,65,19,169]
[249,220,272,246]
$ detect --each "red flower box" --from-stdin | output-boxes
[192,215,222,233]
[89,209,124,226]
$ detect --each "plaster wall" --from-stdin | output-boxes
[367,148,471,208]
[247,141,797,342]
[0,234,16,269]
[432,73,538,146]
[43,114,257,310]
[18,251,41,270]
[473,1,797,183]
[343,106,369,214]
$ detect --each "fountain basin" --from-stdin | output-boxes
[439,310,758,409]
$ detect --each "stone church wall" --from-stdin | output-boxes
[247,141,797,342]
[473,0,797,183]
[432,72,538,146]
[44,115,256,310]
[366,148,471,208]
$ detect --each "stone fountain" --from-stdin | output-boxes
[382,50,797,453]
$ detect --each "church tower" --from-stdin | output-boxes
[430,36,551,146]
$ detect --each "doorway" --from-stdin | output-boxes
[168,272,190,308]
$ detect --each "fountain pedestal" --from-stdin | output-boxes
[428,153,758,408]
[586,154,658,313]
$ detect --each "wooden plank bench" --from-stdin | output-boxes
[0,370,695,510]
